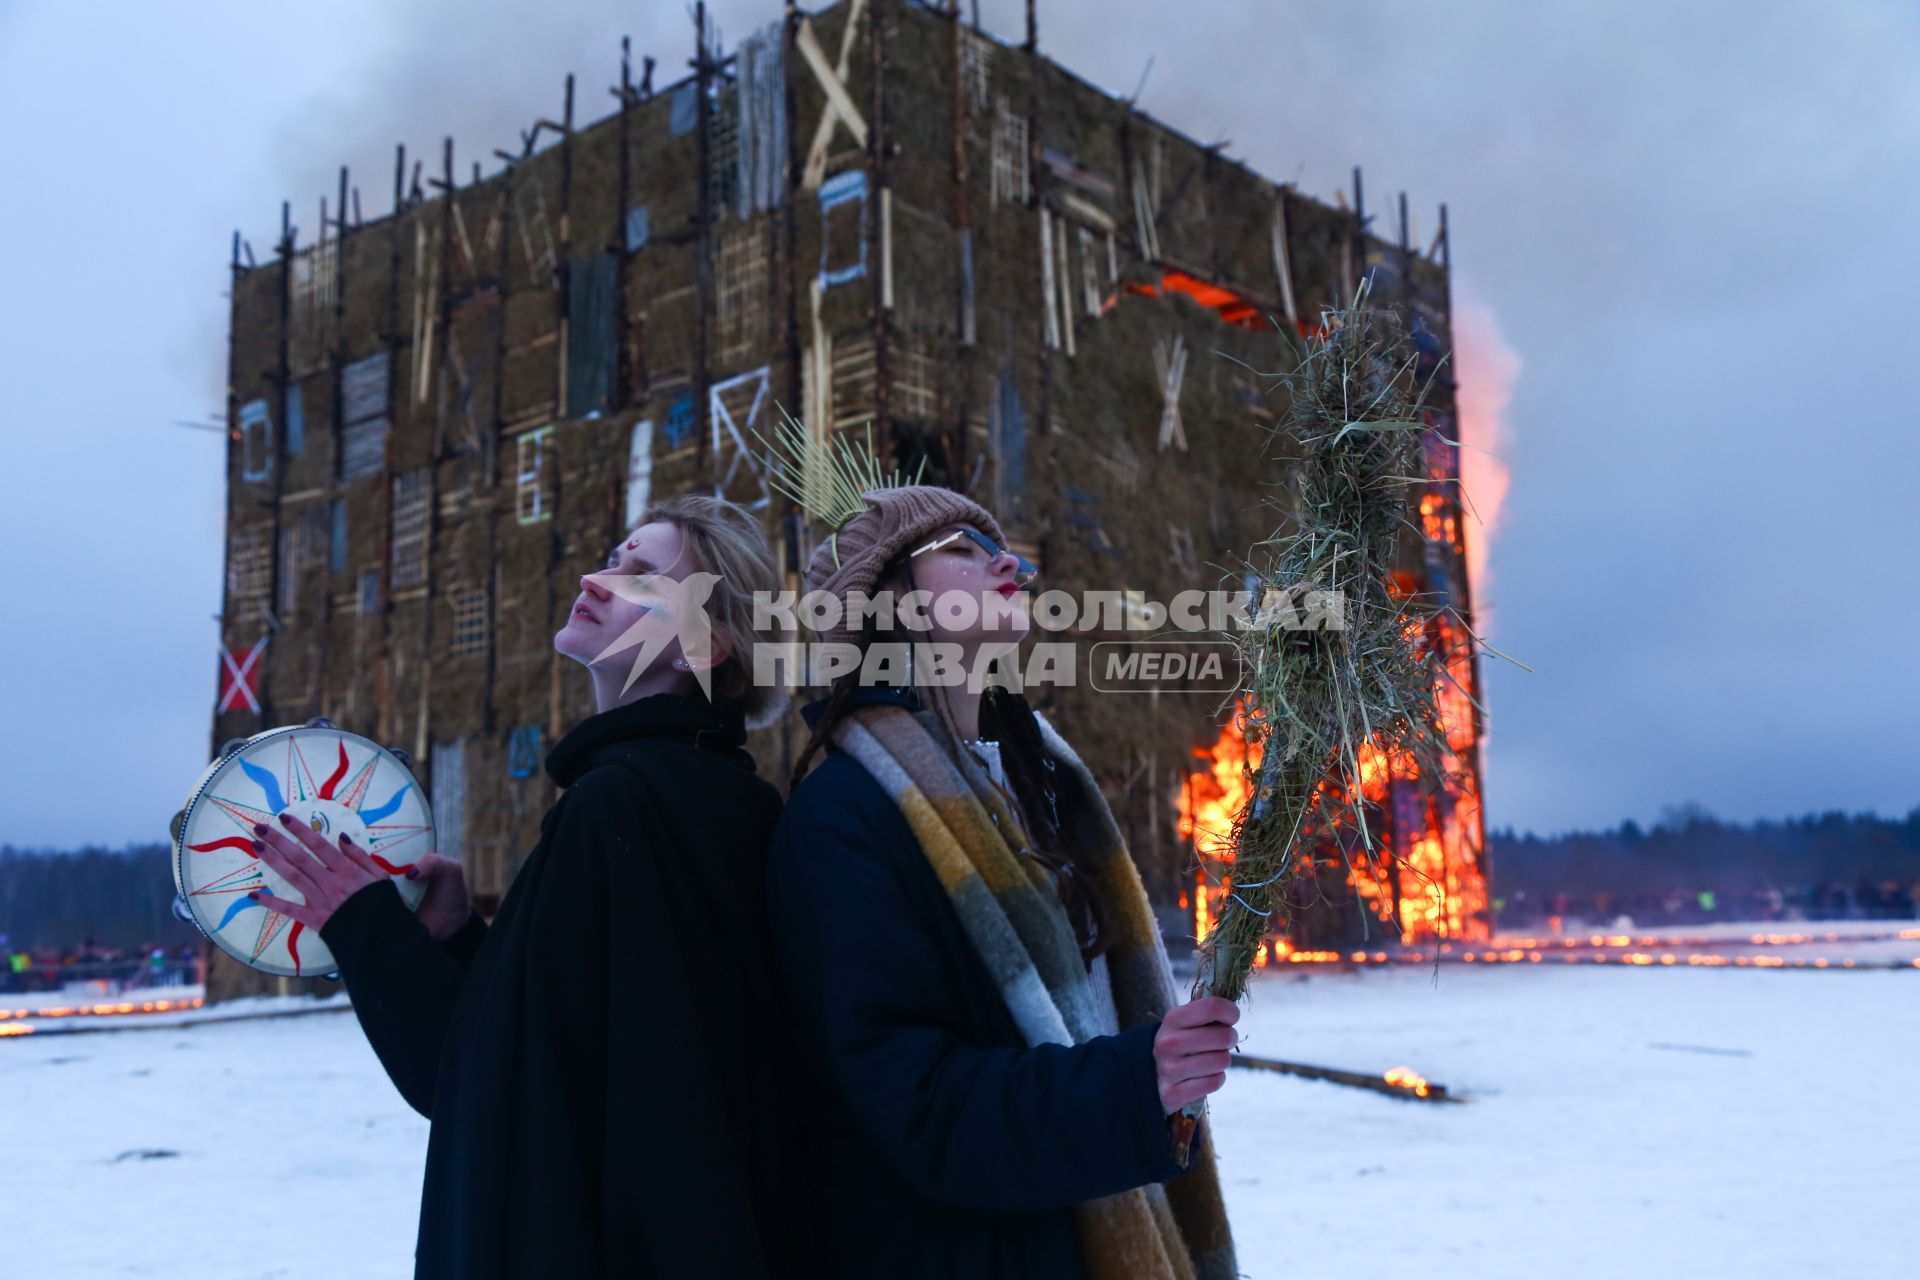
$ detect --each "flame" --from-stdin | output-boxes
[1119,270,1267,330]
[1383,1065,1431,1098]
[1177,707,1263,942]
[1431,616,1480,754]
[0,996,203,1023]
[1177,694,1491,947]
[1448,290,1518,638]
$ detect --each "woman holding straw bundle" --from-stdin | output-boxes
[760,423,1240,1280]
[246,495,807,1279]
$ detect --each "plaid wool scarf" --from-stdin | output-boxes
[829,700,1237,1280]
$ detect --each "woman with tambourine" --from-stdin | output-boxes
[245,494,805,1279]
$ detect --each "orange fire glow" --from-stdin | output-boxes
[0,996,204,1024]
[1447,295,1518,638]
[1119,270,1272,330]
[1147,274,1503,957]
[1177,689,1492,950]
[1383,1066,1432,1098]
[1176,707,1263,944]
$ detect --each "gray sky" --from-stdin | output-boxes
[2,1,1915,849]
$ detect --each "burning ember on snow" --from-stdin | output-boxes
[1232,1051,1454,1102]
[1382,1066,1432,1098]
[1176,692,1492,953]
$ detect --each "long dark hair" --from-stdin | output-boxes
[789,553,1115,962]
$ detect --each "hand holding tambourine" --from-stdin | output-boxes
[246,816,469,946]
[170,719,449,978]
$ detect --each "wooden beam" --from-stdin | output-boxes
[796,18,868,149]
[798,0,869,190]
[869,0,891,463]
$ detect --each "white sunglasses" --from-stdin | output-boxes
[907,527,1038,586]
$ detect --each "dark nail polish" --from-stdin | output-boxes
[277,813,293,824]
[340,833,353,845]
[252,822,266,834]
[250,839,264,851]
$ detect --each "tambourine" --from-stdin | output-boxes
[169,718,433,978]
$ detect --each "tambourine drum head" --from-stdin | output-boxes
[173,726,432,977]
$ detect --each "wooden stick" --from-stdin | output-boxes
[870,0,892,463]
[693,6,713,473]
[1229,1052,1457,1103]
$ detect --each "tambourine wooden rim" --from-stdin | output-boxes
[173,724,432,978]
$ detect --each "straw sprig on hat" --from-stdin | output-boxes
[751,404,927,567]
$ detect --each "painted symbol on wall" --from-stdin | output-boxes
[664,392,696,450]
[238,399,273,483]
[709,367,774,510]
[217,636,268,714]
[817,169,868,289]
[507,725,542,779]
[625,419,656,527]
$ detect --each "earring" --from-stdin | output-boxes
[673,658,690,671]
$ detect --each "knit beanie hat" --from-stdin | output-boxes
[803,485,1009,649]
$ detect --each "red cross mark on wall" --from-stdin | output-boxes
[217,637,268,714]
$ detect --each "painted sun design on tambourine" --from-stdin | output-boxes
[173,726,433,977]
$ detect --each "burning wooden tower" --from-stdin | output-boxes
[211,0,1489,997]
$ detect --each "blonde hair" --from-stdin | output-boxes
[635,493,791,731]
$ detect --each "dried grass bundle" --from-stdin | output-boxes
[1194,276,1509,1003]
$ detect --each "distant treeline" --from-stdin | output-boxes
[0,843,200,951]
[7,804,1918,949]
[1489,803,1920,898]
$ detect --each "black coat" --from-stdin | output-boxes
[319,692,801,1279]
[765,685,1188,1280]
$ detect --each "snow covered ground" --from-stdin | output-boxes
[1,956,1912,1277]
[1212,961,1916,1276]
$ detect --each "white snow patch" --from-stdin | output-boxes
[1213,962,1917,1275]
[0,963,1911,1276]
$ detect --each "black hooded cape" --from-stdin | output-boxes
[318,692,801,1278]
